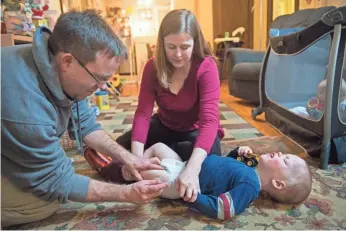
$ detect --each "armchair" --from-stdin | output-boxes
[225,48,265,103]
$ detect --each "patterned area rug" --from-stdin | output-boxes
[9,97,346,230]
[99,96,263,141]
[60,96,262,151]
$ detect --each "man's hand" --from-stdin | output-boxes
[176,165,200,203]
[123,155,164,181]
[238,146,253,156]
[85,178,168,203]
[124,178,169,204]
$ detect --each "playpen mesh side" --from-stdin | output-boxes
[264,34,331,122]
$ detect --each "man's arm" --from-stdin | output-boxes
[70,98,141,164]
[84,130,164,181]
[84,178,168,204]
[71,98,163,180]
[189,183,259,220]
[69,99,102,141]
[84,130,134,164]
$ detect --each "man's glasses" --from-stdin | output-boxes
[64,50,108,85]
[64,50,122,99]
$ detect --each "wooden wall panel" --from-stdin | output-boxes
[212,0,254,49]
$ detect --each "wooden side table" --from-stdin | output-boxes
[1,34,32,47]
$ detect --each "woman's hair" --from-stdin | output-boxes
[154,9,215,88]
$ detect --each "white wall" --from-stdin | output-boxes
[174,0,197,12]
[48,1,61,14]
[195,0,214,51]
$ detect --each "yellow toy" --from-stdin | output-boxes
[104,74,123,101]
[227,150,260,167]
[109,74,123,93]
[235,153,260,167]
[95,91,110,110]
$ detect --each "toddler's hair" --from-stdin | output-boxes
[271,161,312,204]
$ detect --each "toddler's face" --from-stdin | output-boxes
[317,80,327,103]
[258,153,306,181]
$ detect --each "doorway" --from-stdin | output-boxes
[212,0,254,49]
[267,0,299,30]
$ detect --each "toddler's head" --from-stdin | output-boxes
[317,79,346,103]
[258,152,312,204]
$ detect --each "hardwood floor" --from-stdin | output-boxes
[219,81,281,137]
[120,80,281,137]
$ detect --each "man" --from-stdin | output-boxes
[1,10,168,227]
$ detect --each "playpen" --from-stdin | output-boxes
[252,6,346,169]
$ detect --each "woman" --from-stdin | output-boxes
[116,9,224,202]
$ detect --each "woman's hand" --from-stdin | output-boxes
[175,147,207,203]
[176,164,200,202]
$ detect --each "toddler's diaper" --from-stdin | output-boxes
[160,158,186,199]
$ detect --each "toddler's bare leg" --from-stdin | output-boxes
[140,169,170,183]
[143,143,183,161]
[140,159,183,199]
[122,168,170,183]
[123,143,182,182]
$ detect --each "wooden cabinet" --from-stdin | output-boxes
[1,34,32,47]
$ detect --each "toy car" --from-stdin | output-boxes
[227,151,260,167]
[236,153,260,167]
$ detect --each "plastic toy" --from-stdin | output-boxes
[91,105,100,116]
[109,74,123,94]
[31,0,49,19]
[236,153,260,167]
[227,151,260,167]
[95,91,110,110]
[84,147,112,171]
[306,96,324,120]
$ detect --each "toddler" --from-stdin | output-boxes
[87,142,312,220]
[290,78,346,120]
